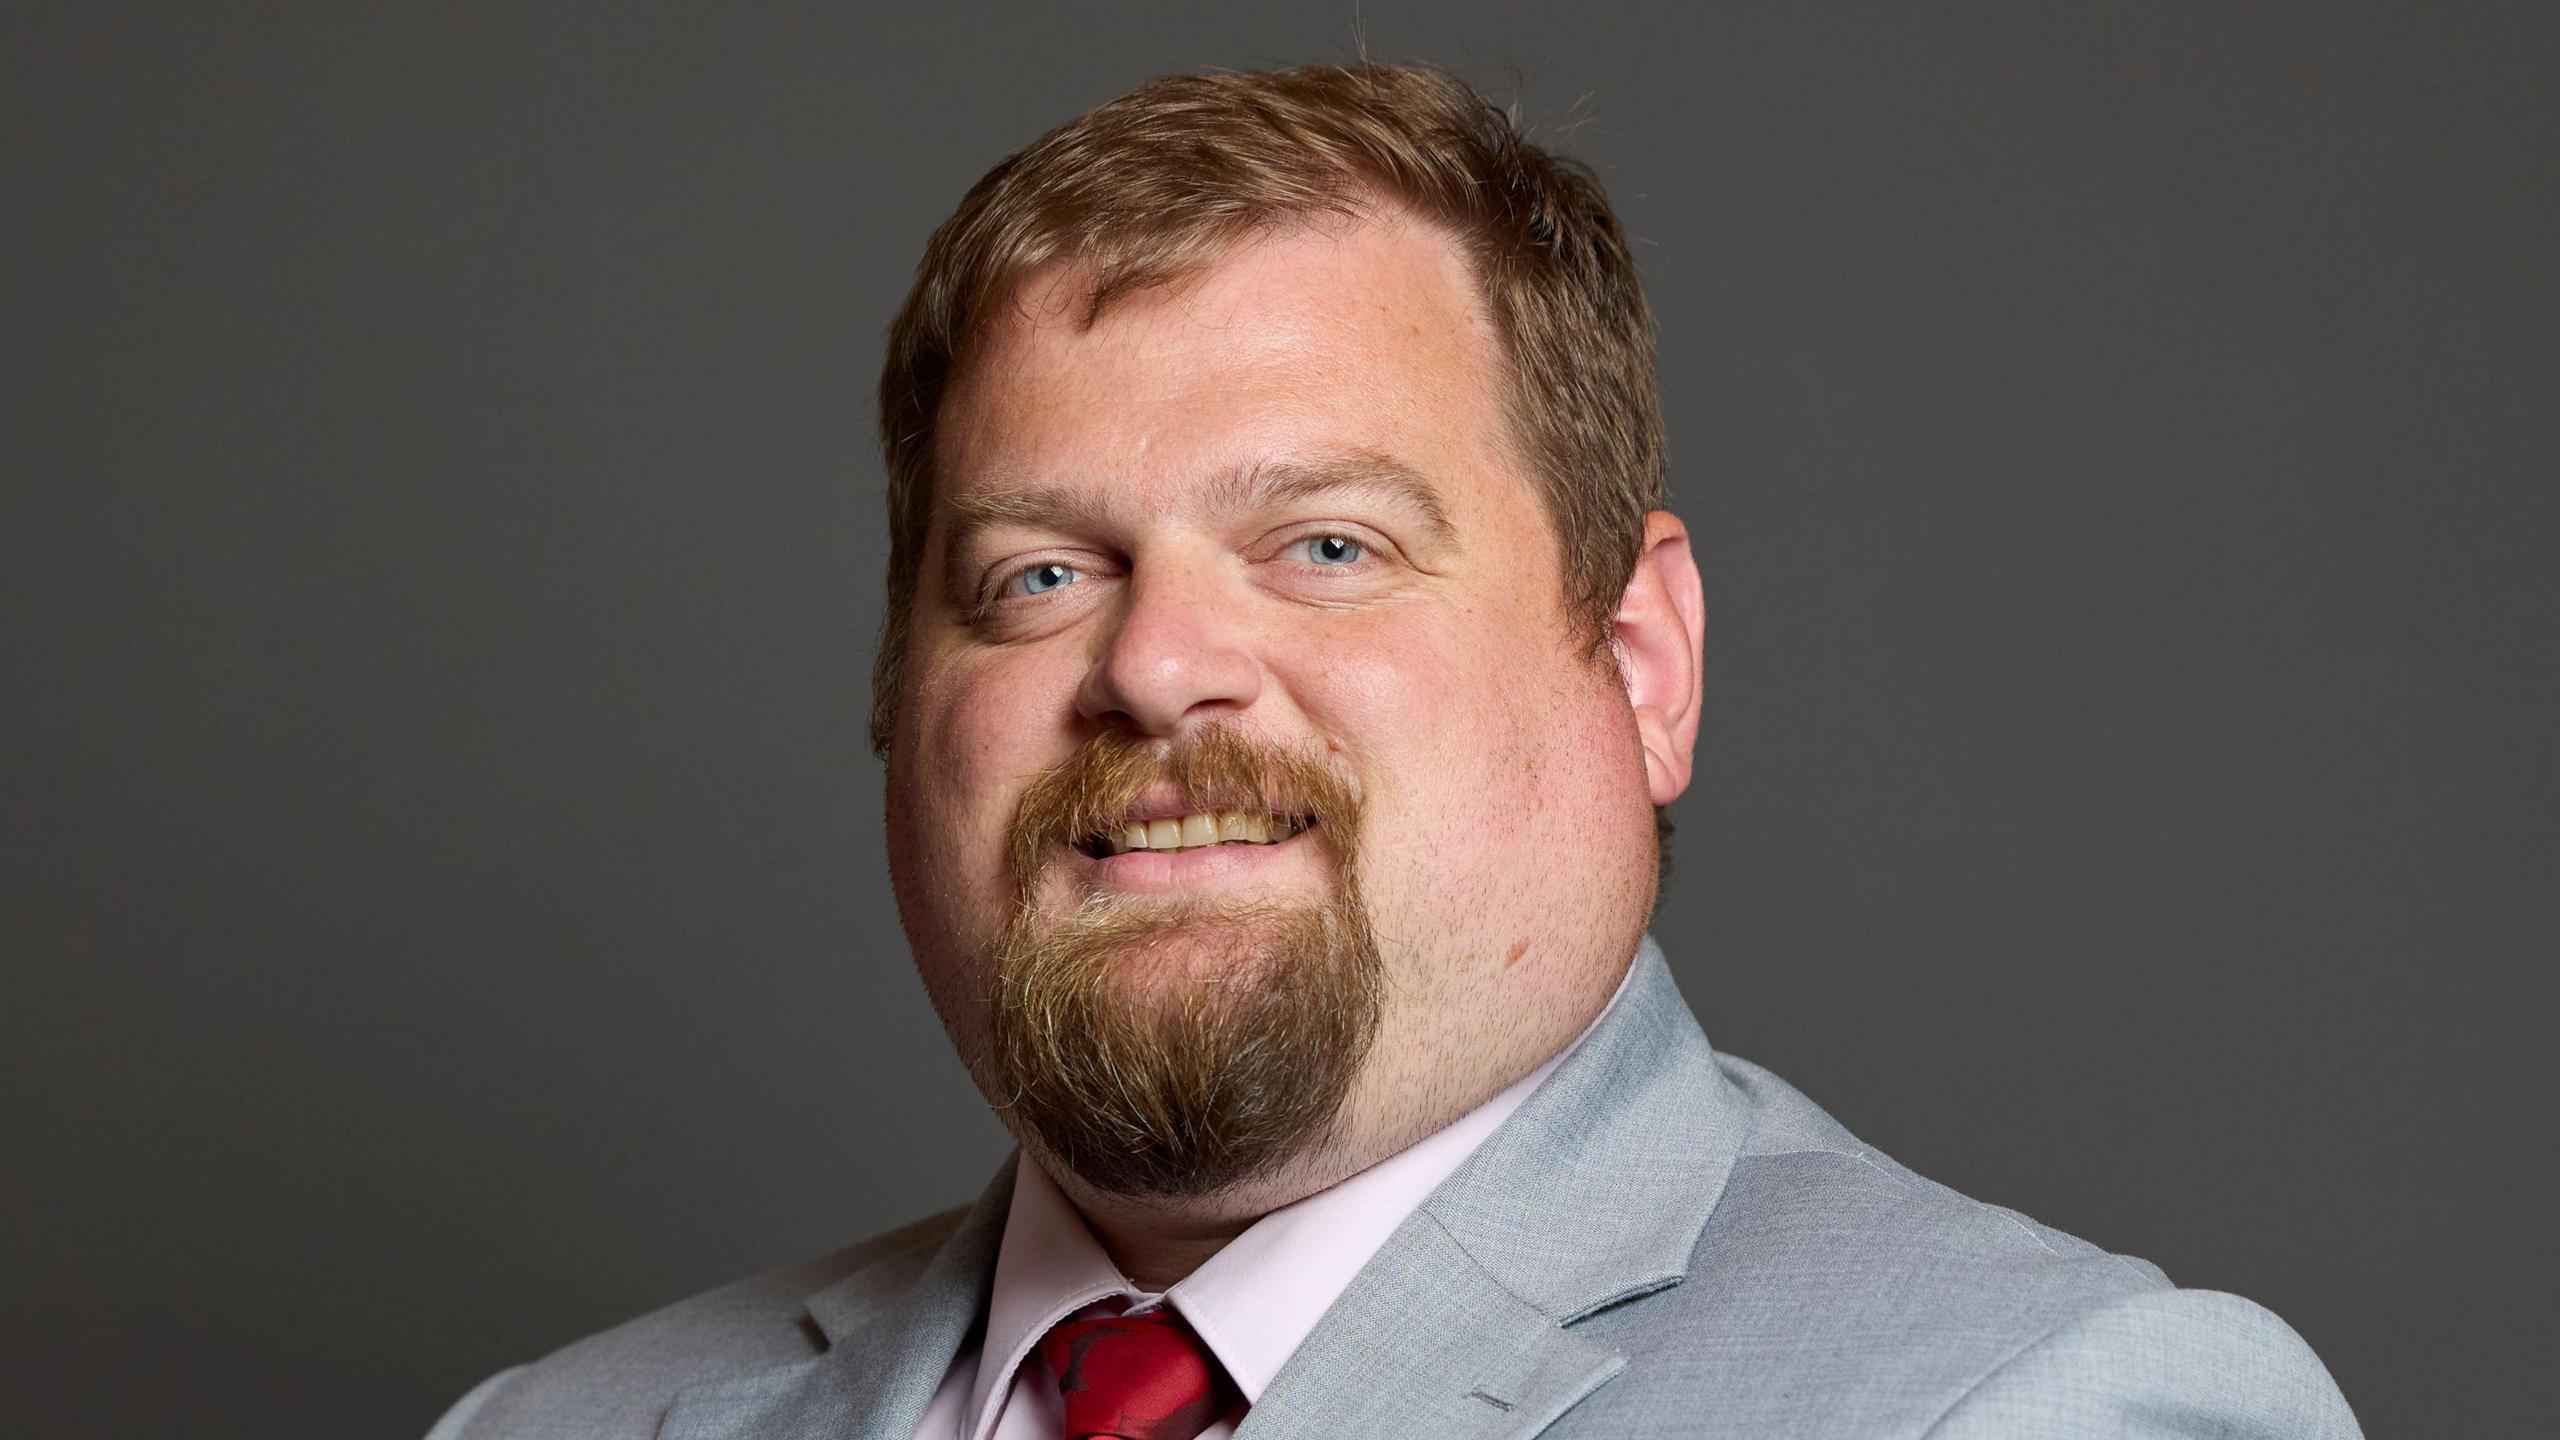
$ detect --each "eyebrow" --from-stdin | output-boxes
[1224,452,1457,544]
[938,448,1458,602]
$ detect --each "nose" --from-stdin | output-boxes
[1074,562,1262,735]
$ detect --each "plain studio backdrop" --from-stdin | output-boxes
[4,3,2553,1436]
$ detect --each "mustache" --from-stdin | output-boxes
[1006,723,1363,884]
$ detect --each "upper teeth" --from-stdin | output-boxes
[1105,810,1304,855]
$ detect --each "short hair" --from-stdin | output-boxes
[871,62,1666,754]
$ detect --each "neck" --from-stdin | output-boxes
[1081,1211,1245,1293]
[1032,1079,1487,1291]
[1040,1142,1354,1291]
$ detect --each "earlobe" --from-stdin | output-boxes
[1614,511,1706,807]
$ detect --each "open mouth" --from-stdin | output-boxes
[1073,810,1316,859]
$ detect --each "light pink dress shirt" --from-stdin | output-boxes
[907,963,1630,1440]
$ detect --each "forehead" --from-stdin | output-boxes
[933,214,1519,516]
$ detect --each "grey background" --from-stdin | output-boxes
[4,3,2552,1436]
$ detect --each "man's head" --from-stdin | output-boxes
[874,64,1705,1220]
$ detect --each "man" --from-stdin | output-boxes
[431,63,2359,1439]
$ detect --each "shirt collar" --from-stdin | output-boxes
[962,956,1637,1438]
[961,1160,1127,1439]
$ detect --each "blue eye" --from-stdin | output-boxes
[1303,535,1365,565]
[1013,562,1079,596]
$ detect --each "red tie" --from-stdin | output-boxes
[1038,1307,1241,1440]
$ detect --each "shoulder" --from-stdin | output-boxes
[1704,1053,2171,1305]
[1922,1287,2361,1438]
[423,1206,969,1440]
[1564,1055,2356,1436]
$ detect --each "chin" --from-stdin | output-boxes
[982,888,1385,1199]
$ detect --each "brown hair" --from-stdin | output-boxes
[871,62,1666,754]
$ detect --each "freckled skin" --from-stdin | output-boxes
[883,214,1696,1272]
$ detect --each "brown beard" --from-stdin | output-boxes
[986,724,1381,1198]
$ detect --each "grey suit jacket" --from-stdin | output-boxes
[429,937,2360,1438]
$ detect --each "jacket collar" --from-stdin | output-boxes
[664,935,1747,1440]
[1236,935,1752,1438]
[1420,933,1747,1322]
[657,1154,1017,1440]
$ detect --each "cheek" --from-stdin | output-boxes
[893,647,1077,927]
[1291,605,1557,870]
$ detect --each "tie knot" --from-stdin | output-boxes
[1038,1307,1240,1440]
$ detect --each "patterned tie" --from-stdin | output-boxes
[1038,1306,1241,1440]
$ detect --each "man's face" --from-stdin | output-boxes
[884,213,1667,1211]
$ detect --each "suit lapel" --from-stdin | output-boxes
[658,1155,1017,1440]
[1234,1215,1624,1440]
[1242,937,1751,1439]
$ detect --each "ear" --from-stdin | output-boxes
[1613,510,1706,807]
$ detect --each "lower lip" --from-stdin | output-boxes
[1071,826,1322,895]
